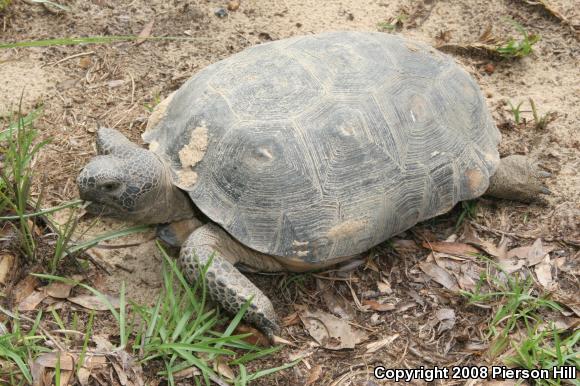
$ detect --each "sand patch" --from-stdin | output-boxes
[0,59,61,116]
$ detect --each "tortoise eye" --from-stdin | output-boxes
[101,182,120,192]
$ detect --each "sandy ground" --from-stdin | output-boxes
[1,0,579,384]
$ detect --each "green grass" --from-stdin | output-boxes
[508,100,524,126]
[0,35,198,49]
[377,14,407,31]
[529,98,554,130]
[455,200,477,230]
[0,109,51,259]
[461,261,579,384]
[0,310,48,385]
[132,243,297,385]
[496,20,540,59]
[30,244,297,385]
[505,326,580,386]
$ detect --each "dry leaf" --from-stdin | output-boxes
[136,20,154,45]
[535,255,555,290]
[35,352,75,370]
[362,299,395,312]
[172,366,201,381]
[111,359,128,385]
[18,290,48,311]
[77,367,91,386]
[13,275,39,303]
[306,364,322,385]
[436,308,456,333]
[68,294,120,311]
[234,324,270,347]
[317,279,354,319]
[377,278,392,294]
[418,261,459,291]
[508,238,554,266]
[365,334,400,354]
[300,310,366,350]
[422,241,480,257]
[44,281,76,299]
[215,358,235,380]
[81,354,108,370]
[0,254,15,284]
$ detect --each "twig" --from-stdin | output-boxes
[45,51,95,67]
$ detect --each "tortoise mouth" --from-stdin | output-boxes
[83,200,126,218]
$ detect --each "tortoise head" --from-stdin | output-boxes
[77,128,194,224]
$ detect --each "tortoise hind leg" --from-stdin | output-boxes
[485,155,551,203]
[179,223,280,338]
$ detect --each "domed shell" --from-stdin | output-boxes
[143,31,501,263]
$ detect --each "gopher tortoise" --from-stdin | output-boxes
[78,31,550,337]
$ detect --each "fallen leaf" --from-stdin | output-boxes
[35,352,75,370]
[396,301,417,313]
[81,354,108,370]
[215,358,235,380]
[13,275,39,303]
[300,310,366,350]
[362,299,395,312]
[234,324,270,346]
[172,366,201,381]
[281,311,300,327]
[317,279,354,319]
[44,281,76,299]
[365,334,400,354]
[535,255,555,290]
[18,290,48,311]
[418,261,459,291]
[111,359,128,385]
[59,370,73,386]
[136,20,154,45]
[0,254,15,284]
[436,308,456,333]
[68,294,120,311]
[508,238,554,267]
[305,364,322,385]
[422,241,480,257]
[377,278,392,294]
[77,367,91,386]
[93,335,115,351]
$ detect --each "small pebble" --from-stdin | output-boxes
[227,0,240,11]
[483,63,495,75]
[213,8,228,18]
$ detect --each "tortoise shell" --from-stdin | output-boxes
[143,31,501,263]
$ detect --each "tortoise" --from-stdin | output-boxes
[77,31,550,337]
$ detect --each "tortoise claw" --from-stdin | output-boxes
[540,186,551,195]
[538,171,552,178]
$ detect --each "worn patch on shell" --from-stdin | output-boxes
[177,169,198,188]
[149,140,160,152]
[145,91,176,133]
[466,168,485,194]
[179,125,209,168]
[327,219,367,239]
[176,124,208,188]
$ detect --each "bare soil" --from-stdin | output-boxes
[1,0,578,385]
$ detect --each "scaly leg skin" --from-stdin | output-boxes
[179,223,280,339]
[156,218,204,248]
[485,155,551,203]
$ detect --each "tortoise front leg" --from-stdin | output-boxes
[179,224,280,338]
